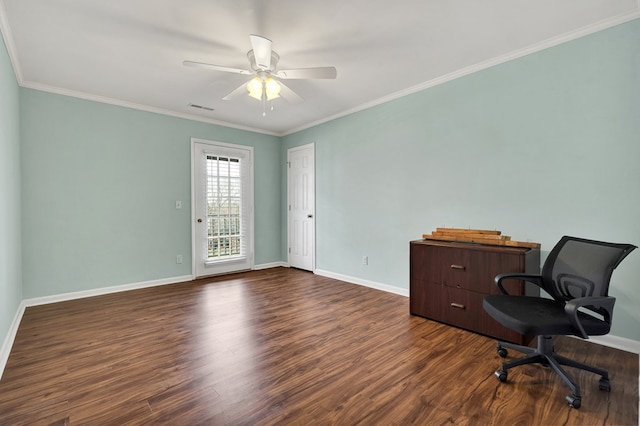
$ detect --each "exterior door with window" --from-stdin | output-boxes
[192,139,254,277]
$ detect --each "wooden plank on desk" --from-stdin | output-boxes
[422,234,540,249]
[504,240,541,249]
[435,227,501,235]
[423,234,502,245]
[432,231,510,241]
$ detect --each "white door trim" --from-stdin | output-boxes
[191,137,254,277]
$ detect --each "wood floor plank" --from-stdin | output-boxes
[0,267,637,425]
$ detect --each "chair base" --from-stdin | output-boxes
[494,335,611,409]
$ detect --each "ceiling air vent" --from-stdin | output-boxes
[189,103,214,112]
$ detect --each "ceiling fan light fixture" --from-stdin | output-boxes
[247,75,281,102]
[265,77,281,101]
[247,77,263,100]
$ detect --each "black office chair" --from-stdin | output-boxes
[483,235,636,409]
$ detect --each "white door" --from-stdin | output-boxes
[192,139,254,277]
[288,143,315,271]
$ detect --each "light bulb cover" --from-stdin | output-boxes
[247,77,263,100]
[264,77,281,101]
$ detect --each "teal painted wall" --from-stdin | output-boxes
[20,90,281,298]
[0,36,22,344]
[282,19,640,339]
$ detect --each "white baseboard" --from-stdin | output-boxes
[23,274,195,307]
[314,269,410,297]
[253,261,288,270]
[0,301,26,380]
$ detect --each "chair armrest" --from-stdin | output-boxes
[564,296,616,339]
[494,273,543,295]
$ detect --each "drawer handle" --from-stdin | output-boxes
[450,302,466,310]
[450,264,466,270]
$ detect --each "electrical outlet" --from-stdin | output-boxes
[175,200,182,209]
[176,254,183,264]
[362,256,368,265]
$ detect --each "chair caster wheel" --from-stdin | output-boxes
[495,369,508,382]
[566,394,581,409]
[598,378,611,392]
[497,346,508,358]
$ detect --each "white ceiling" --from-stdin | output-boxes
[1,1,638,136]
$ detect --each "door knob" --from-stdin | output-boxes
[197,218,203,223]
[307,214,313,218]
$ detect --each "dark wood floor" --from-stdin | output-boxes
[0,268,637,425]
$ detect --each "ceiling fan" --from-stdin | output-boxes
[184,35,337,110]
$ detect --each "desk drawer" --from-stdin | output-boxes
[410,283,480,329]
[412,283,526,343]
[441,286,481,331]
[430,247,526,294]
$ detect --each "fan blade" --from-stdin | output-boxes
[278,81,303,104]
[250,35,272,70]
[222,81,249,101]
[183,60,252,75]
[277,67,337,80]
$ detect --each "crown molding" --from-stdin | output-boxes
[19,81,280,137]
[283,10,640,136]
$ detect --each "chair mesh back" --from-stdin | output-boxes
[542,236,636,302]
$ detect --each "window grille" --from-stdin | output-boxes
[206,155,242,260]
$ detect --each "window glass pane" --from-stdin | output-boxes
[208,217,217,237]
[205,155,243,261]
[230,180,241,198]
[208,238,218,258]
[231,237,240,255]
[230,201,240,216]
[230,216,240,235]
[218,178,228,197]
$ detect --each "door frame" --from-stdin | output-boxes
[191,137,254,277]
[287,142,316,271]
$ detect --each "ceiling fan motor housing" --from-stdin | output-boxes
[248,50,280,72]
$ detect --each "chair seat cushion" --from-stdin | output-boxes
[483,295,611,337]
